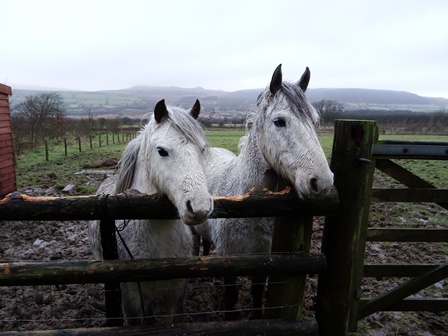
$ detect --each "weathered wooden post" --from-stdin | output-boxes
[45,140,49,161]
[64,138,68,156]
[98,194,123,326]
[316,120,378,335]
[265,215,313,320]
[265,176,315,322]
[78,136,82,152]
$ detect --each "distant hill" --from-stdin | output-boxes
[9,85,448,117]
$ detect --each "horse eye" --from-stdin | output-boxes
[157,147,169,157]
[273,118,286,127]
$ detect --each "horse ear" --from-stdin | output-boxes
[269,64,282,95]
[190,99,201,119]
[297,67,310,92]
[154,99,168,124]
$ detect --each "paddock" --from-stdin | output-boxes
[0,120,447,335]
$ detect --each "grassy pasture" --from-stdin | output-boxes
[15,129,447,193]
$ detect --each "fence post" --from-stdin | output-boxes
[89,135,93,149]
[265,175,313,320]
[99,134,102,147]
[99,217,123,326]
[45,140,49,161]
[78,136,82,152]
[265,215,313,320]
[64,138,68,157]
[316,120,378,335]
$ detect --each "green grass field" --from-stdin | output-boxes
[15,129,448,194]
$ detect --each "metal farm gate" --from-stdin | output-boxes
[0,120,447,335]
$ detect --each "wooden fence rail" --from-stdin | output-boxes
[0,188,339,221]
[0,253,327,286]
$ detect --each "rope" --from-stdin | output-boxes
[109,192,147,321]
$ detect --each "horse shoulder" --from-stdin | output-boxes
[204,147,237,190]
[205,147,236,172]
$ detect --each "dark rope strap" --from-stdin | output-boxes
[112,193,147,321]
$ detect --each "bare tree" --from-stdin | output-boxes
[312,100,345,125]
[13,92,66,146]
[107,118,121,134]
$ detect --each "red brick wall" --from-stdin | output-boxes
[0,84,16,197]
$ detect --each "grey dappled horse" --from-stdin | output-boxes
[89,99,213,325]
[196,64,334,319]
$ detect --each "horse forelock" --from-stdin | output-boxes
[280,82,320,126]
[163,106,209,150]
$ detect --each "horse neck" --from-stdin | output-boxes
[235,128,271,191]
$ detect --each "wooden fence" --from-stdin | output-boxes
[0,120,447,335]
[316,120,448,334]
[41,132,137,161]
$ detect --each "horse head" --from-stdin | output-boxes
[138,99,213,225]
[254,64,334,199]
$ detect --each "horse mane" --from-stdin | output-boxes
[115,137,141,193]
[114,106,208,194]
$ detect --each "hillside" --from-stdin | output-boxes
[9,85,448,117]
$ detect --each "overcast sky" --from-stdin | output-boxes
[1,0,447,98]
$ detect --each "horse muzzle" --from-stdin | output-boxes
[296,172,334,200]
[182,198,214,226]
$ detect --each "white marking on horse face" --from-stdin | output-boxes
[149,122,213,225]
[257,95,334,199]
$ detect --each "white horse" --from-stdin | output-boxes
[89,99,213,325]
[197,64,334,319]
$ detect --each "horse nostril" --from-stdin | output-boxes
[186,200,194,214]
[310,177,319,194]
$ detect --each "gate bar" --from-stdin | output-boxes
[359,263,448,319]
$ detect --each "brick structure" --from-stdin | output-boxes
[0,84,16,197]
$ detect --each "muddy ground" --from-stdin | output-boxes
[0,170,446,335]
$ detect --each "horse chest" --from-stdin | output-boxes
[119,219,193,259]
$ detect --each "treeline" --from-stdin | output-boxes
[10,92,448,157]
[343,110,448,134]
[313,100,448,134]
[12,115,143,156]
[11,92,146,156]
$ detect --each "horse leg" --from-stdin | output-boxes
[121,282,151,325]
[191,228,200,256]
[223,276,240,320]
[202,237,211,256]
[251,275,267,319]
